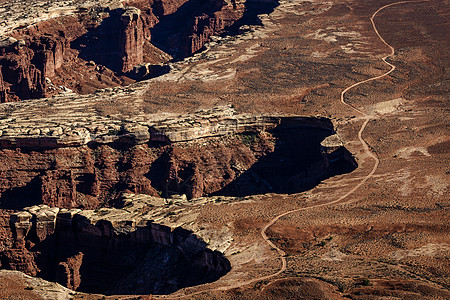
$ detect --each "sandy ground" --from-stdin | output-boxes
[0,0,449,299]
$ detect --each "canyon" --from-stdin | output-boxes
[0,103,357,295]
[0,0,448,299]
[5,196,231,295]
[0,0,278,102]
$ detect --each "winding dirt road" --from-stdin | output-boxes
[257,0,426,286]
[158,1,429,298]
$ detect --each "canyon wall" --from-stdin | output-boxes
[0,106,356,210]
[0,0,276,101]
[0,37,54,101]
[185,0,246,55]
[4,201,230,294]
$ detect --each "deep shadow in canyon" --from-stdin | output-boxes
[0,177,41,210]
[223,1,280,35]
[145,119,357,199]
[71,9,123,73]
[213,120,357,197]
[0,117,357,210]
[150,0,280,59]
[150,0,205,58]
[27,221,230,295]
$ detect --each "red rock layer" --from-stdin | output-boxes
[0,41,48,101]
[0,0,261,100]
[187,0,245,55]
[56,252,84,290]
[0,137,262,209]
[0,211,39,275]
[0,125,355,210]
[120,7,145,72]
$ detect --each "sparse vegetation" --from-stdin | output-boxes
[362,279,371,286]
[239,132,259,147]
[0,0,447,298]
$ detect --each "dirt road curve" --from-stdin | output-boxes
[257,0,428,288]
[156,1,430,298]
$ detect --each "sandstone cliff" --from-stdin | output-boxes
[5,197,231,294]
[0,106,356,210]
[0,0,276,101]
[120,7,145,72]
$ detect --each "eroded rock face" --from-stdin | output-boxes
[0,34,68,102]
[120,7,145,72]
[5,199,231,295]
[0,105,279,148]
[185,0,246,55]
[150,0,255,58]
[56,252,84,290]
[0,0,278,101]
[0,106,356,209]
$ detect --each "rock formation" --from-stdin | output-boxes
[0,106,356,209]
[120,7,145,73]
[185,0,246,55]
[5,198,231,294]
[0,0,277,101]
[0,32,68,102]
[56,252,84,290]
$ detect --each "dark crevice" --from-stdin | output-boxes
[150,0,205,58]
[224,1,279,36]
[212,122,357,197]
[0,177,41,210]
[30,222,230,295]
[151,0,280,60]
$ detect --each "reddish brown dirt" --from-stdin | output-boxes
[0,0,449,298]
[0,0,255,102]
[0,276,45,300]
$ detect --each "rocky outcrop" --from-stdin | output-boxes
[0,105,280,148]
[6,200,231,294]
[56,252,84,290]
[0,106,356,208]
[120,7,145,73]
[185,0,245,55]
[150,0,248,58]
[0,105,334,149]
[0,34,68,102]
[1,210,40,275]
[0,0,280,100]
[40,171,77,208]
